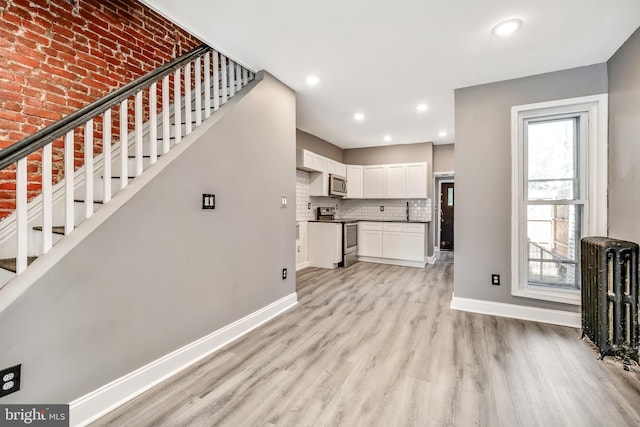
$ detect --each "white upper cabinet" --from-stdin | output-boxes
[385,164,406,198]
[346,165,363,199]
[326,159,347,178]
[405,162,427,198]
[296,149,325,172]
[363,165,386,198]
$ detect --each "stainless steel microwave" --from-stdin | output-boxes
[329,174,347,197]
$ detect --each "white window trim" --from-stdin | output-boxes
[511,94,608,305]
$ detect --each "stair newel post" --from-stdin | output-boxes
[103,109,112,204]
[195,56,202,127]
[213,51,220,111]
[204,51,211,118]
[134,91,144,177]
[149,82,158,165]
[15,157,27,273]
[84,119,94,219]
[162,75,170,155]
[42,143,53,253]
[185,62,192,136]
[174,68,182,144]
[119,99,128,189]
[64,130,75,235]
[228,59,235,98]
[221,54,228,105]
[236,62,242,92]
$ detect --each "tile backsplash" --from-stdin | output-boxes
[296,170,432,222]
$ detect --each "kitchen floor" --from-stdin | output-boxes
[93,259,640,426]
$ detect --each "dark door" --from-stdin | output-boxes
[440,182,454,251]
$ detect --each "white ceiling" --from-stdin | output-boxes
[142,0,640,149]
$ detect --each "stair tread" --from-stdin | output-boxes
[0,257,37,273]
[33,226,65,235]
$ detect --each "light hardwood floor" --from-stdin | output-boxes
[93,258,640,426]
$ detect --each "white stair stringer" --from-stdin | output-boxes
[0,69,259,291]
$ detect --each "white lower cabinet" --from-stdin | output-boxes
[359,222,383,257]
[309,222,342,269]
[359,221,425,267]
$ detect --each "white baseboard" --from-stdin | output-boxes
[427,256,436,265]
[450,295,580,328]
[296,261,309,271]
[69,292,298,427]
[358,256,425,268]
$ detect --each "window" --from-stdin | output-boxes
[511,95,607,305]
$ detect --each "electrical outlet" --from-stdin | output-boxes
[491,274,500,286]
[380,206,384,212]
[0,364,21,398]
[282,268,287,280]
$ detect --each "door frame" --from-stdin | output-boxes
[433,172,454,253]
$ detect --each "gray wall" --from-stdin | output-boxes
[0,73,296,403]
[433,144,455,173]
[454,64,608,311]
[608,27,640,244]
[297,129,344,162]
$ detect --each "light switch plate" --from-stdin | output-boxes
[281,196,288,207]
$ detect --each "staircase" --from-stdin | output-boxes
[0,44,255,288]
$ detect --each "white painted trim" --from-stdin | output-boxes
[296,261,310,271]
[427,255,436,265]
[435,177,454,251]
[433,171,455,177]
[510,94,608,306]
[450,296,580,328]
[69,291,297,427]
[358,256,425,268]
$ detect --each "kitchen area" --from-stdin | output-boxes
[295,132,435,271]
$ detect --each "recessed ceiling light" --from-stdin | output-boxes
[492,19,522,36]
[438,131,447,137]
[383,135,392,142]
[416,103,428,112]
[354,112,365,121]
[306,75,319,86]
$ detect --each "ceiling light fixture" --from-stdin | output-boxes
[438,131,447,137]
[383,135,392,142]
[306,75,319,86]
[492,19,523,36]
[354,112,365,121]
[416,103,428,112]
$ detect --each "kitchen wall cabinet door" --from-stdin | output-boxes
[296,149,325,172]
[405,162,427,198]
[363,166,385,198]
[385,164,406,198]
[347,165,363,199]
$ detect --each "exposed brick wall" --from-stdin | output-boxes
[0,0,202,217]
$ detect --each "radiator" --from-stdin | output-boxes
[581,237,639,362]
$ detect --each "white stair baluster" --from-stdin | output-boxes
[174,68,182,144]
[16,157,27,273]
[204,51,211,118]
[42,143,52,253]
[213,51,220,111]
[228,59,235,98]
[120,99,128,189]
[236,62,242,92]
[242,67,248,86]
[135,91,143,176]
[84,119,94,219]
[149,82,158,165]
[162,75,170,154]
[195,56,202,126]
[221,55,228,105]
[185,62,192,135]
[64,130,75,235]
[103,109,112,203]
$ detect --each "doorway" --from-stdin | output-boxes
[440,181,454,251]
